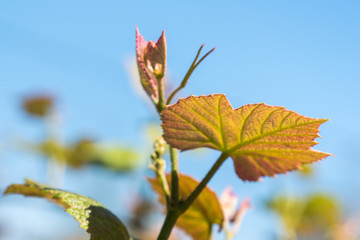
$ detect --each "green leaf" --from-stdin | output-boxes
[4,180,131,240]
[149,173,223,240]
[161,94,330,181]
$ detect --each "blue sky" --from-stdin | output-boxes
[1,1,360,239]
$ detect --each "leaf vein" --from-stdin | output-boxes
[260,108,283,134]
[165,126,203,132]
[192,97,218,118]
[229,119,326,155]
[169,108,215,140]
[203,96,219,111]
[240,104,263,142]
[218,95,227,150]
[180,100,220,131]
[250,141,315,145]
[166,137,212,144]
[279,112,292,128]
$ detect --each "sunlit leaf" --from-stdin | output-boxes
[161,94,330,181]
[4,180,131,240]
[149,173,223,240]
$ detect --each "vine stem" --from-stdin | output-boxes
[154,168,171,208]
[180,152,228,211]
[152,47,223,239]
[169,147,179,204]
[157,152,229,239]
[157,208,182,240]
[154,74,179,209]
[156,74,166,112]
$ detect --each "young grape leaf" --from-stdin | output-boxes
[136,27,167,100]
[4,180,131,240]
[161,94,330,181]
[148,173,223,240]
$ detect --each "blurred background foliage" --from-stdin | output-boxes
[21,94,142,175]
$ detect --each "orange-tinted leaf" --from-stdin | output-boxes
[161,94,330,181]
[148,174,223,240]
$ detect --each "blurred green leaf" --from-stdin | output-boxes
[37,139,66,162]
[33,138,141,172]
[268,194,341,240]
[92,145,141,171]
[4,180,132,240]
[298,194,340,236]
[65,138,97,167]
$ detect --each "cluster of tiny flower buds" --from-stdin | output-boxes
[150,137,166,172]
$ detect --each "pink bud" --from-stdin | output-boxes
[220,187,251,237]
[220,186,239,222]
[136,27,167,101]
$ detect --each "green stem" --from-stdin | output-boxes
[157,209,182,240]
[180,152,228,211]
[169,147,179,205]
[156,170,171,208]
[157,75,166,112]
[157,152,229,239]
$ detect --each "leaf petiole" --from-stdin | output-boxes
[180,152,228,212]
